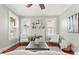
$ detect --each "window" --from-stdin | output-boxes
[46,18,56,36]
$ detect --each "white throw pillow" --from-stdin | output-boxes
[60,40,71,49]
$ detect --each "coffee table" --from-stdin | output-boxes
[25,48,49,50]
[25,42,49,50]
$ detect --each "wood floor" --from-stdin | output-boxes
[2,42,20,53]
[1,42,74,55]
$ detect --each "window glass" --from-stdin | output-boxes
[46,18,56,36]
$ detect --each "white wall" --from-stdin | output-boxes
[20,16,59,42]
[0,5,19,52]
[59,4,79,51]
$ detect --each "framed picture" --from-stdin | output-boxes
[67,13,79,33]
[10,17,16,26]
[9,16,16,40]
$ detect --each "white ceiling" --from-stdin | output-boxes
[5,4,72,16]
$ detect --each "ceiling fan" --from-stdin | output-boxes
[26,4,45,10]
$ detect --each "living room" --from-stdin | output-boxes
[0,4,79,55]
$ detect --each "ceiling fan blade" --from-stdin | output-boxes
[39,4,45,10]
[26,4,33,8]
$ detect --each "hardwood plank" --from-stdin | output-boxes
[62,48,74,55]
[2,42,20,53]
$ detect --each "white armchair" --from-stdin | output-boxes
[59,39,71,49]
[49,35,59,43]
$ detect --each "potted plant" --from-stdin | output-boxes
[28,35,42,41]
[26,35,42,48]
[28,36,36,41]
